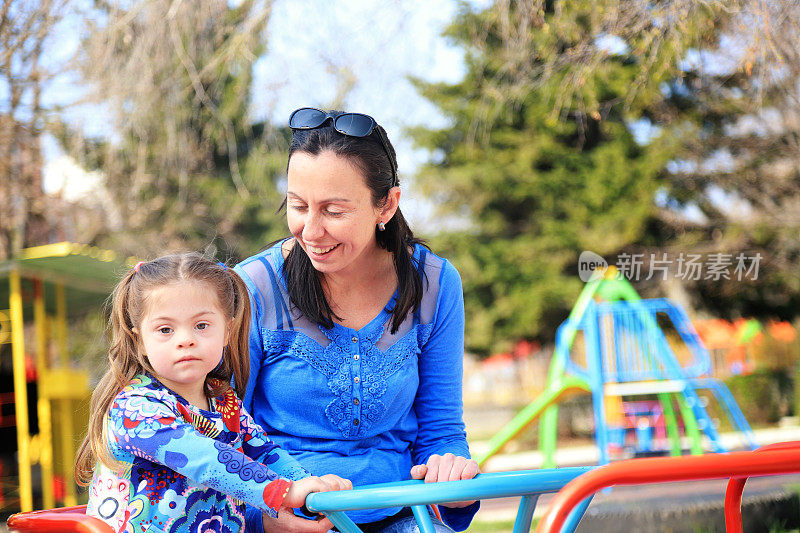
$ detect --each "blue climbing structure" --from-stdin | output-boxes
[559,297,757,465]
[477,271,757,468]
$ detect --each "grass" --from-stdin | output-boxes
[465,518,518,532]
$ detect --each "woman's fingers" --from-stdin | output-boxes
[423,454,440,482]
[416,454,479,482]
[413,454,480,508]
[410,463,428,479]
[410,452,480,509]
[461,459,480,480]
[448,455,466,481]
[431,453,453,483]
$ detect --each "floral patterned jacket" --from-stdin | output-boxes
[86,374,308,533]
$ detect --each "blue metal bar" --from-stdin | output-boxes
[326,511,362,533]
[411,505,435,533]
[692,378,758,449]
[586,304,610,466]
[512,494,538,533]
[305,468,592,513]
[626,310,636,379]
[561,495,593,533]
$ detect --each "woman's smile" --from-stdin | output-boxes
[306,243,340,256]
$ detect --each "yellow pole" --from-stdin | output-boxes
[9,269,32,511]
[55,284,77,506]
[33,280,54,509]
[55,285,67,366]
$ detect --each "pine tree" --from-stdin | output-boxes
[412,1,719,355]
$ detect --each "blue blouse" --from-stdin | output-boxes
[235,242,478,530]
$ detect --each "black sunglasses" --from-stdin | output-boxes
[288,107,398,186]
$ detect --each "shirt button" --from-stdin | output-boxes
[353,398,360,405]
[351,336,358,343]
[354,376,360,383]
[353,354,360,361]
[353,419,360,426]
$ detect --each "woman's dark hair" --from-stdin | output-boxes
[284,122,426,333]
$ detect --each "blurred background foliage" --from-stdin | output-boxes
[2,0,800,357]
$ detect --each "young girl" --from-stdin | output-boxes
[75,253,350,533]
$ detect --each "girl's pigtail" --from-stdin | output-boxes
[227,270,252,399]
[75,269,145,485]
[204,265,251,400]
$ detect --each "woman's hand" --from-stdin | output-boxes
[410,453,480,508]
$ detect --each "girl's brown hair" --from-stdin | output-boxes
[74,252,251,485]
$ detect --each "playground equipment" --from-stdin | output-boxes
[6,505,112,532]
[695,318,798,375]
[11,443,800,532]
[7,467,594,533]
[607,399,670,457]
[0,242,129,511]
[477,269,757,468]
[537,441,800,533]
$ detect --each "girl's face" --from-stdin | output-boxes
[137,281,228,405]
[286,150,397,277]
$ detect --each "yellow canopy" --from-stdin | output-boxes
[0,242,130,317]
[0,242,131,511]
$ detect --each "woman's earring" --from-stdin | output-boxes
[378,221,386,231]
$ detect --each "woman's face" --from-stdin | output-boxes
[286,150,393,277]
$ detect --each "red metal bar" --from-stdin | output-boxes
[724,477,747,533]
[723,441,800,533]
[537,446,800,533]
[7,504,113,533]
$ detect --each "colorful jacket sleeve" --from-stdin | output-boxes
[108,388,291,518]
[239,403,311,481]
[238,402,313,533]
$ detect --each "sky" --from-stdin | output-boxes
[43,0,490,226]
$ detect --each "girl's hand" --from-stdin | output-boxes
[262,508,333,533]
[283,475,337,508]
[319,473,353,491]
[264,474,352,532]
[410,453,480,508]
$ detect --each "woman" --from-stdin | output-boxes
[235,108,479,533]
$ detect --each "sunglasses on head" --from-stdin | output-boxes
[288,107,398,186]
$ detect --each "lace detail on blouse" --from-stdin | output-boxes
[262,321,436,439]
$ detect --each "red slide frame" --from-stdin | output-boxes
[537,441,800,533]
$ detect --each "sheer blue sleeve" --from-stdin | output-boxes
[411,261,479,530]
